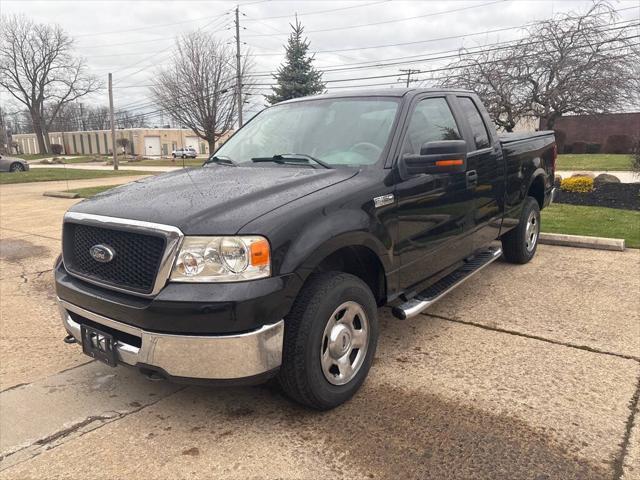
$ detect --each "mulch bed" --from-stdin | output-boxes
[554,183,639,210]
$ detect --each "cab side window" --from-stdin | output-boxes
[458,97,491,150]
[401,98,461,155]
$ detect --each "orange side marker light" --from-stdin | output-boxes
[250,239,270,266]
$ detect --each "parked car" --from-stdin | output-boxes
[0,154,29,172]
[172,147,197,159]
[55,89,556,410]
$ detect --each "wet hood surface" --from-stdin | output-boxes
[69,166,358,234]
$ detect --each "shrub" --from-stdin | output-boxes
[561,176,594,193]
[50,144,63,155]
[572,141,587,154]
[563,144,573,154]
[604,134,633,154]
[586,143,601,154]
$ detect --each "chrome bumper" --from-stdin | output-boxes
[58,298,284,380]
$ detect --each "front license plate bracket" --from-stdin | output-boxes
[81,325,118,367]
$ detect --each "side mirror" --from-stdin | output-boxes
[398,140,467,180]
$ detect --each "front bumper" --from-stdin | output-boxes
[58,297,284,381]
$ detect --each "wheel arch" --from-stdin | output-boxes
[527,169,547,209]
[284,231,392,307]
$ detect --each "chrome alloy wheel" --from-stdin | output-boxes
[525,210,539,252]
[320,301,369,386]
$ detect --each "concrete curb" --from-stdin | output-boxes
[43,191,79,199]
[539,232,625,251]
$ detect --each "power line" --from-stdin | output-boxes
[245,19,639,77]
[249,4,640,56]
[244,0,506,37]
[242,1,390,22]
[75,12,231,38]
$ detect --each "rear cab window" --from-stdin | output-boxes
[457,96,491,150]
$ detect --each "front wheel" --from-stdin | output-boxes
[501,196,540,264]
[10,162,25,172]
[278,272,378,410]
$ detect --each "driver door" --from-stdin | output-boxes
[394,95,477,290]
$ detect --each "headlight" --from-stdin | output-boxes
[170,236,270,282]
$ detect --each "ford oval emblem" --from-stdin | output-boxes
[89,244,116,263]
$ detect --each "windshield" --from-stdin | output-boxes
[213,97,400,167]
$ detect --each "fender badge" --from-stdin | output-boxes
[373,194,394,208]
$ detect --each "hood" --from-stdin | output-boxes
[69,165,358,234]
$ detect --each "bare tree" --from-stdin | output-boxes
[115,109,147,129]
[520,2,638,129]
[150,31,251,152]
[86,106,110,130]
[440,2,639,130]
[0,14,100,153]
[442,48,531,132]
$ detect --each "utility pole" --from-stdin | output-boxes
[235,6,243,128]
[108,73,118,170]
[399,69,420,88]
[0,107,8,154]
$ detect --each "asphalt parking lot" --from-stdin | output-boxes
[1,178,639,480]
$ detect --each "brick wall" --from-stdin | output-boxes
[541,113,640,151]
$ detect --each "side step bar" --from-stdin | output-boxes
[392,246,503,320]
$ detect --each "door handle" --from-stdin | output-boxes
[466,170,478,188]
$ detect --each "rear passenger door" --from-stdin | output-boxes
[454,96,504,249]
[394,95,476,290]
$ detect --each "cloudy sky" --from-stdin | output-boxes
[2,0,638,122]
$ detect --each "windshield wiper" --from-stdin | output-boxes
[203,155,236,166]
[251,153,332,169]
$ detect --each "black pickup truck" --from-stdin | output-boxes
[56,89,556,409]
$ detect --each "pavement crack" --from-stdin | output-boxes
[422,313,640,362]
[33,413,120,447]
[2,268,54,282]
[613,374,640,480]
[0,360,94,394]
[0,386,187,470]
[0,382,29,394]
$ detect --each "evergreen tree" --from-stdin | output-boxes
[266,18,325,105]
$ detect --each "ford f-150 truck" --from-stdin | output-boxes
[56,89,556,410]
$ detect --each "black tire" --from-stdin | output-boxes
[501,196,540,264]
[172,154,176,159]
[278,271,378,410]
[182,154,186,159]
[10,162,25,172]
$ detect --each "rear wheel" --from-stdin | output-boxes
[278,272,378,410]
[501,196,540,264]
[9,162,25,172]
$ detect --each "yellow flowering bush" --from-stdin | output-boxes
[560,176,594,193]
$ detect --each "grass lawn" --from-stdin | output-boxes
[0,168,155,185]
[66,185,116,198]
[541,204,640,248]
[556,154,632,171]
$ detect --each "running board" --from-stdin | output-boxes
[392,246,503,320]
